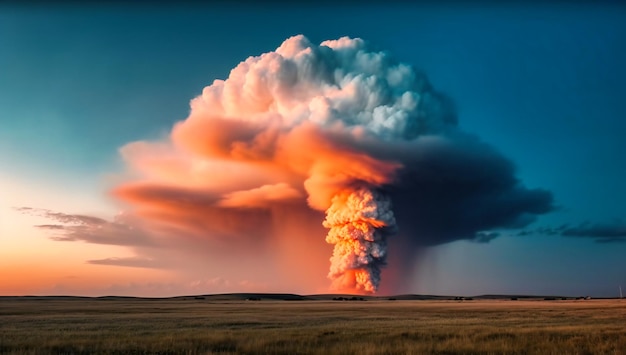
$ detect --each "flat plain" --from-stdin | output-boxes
[1,295,624,354]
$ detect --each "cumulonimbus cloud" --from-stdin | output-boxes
[108,35,554,293]
[23,35,557,293]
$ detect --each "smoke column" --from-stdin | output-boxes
[112,35,554,294]
[324,187,396,293]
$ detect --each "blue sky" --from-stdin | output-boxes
[1,2,625,297]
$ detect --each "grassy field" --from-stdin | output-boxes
[1,297,625,354]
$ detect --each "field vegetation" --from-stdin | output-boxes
[1,296,624,354]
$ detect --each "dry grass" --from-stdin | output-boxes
[1,297,625,354]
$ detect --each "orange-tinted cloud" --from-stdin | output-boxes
[217,183,303,208]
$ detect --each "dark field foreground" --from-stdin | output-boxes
[1,297,625,354]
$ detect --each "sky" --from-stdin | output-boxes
[1,1,625,297]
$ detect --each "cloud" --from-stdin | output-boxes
[110,183,278,247]
[17,207,108,225]
[86,257,164,268]
[217,183,303,208]
[558,221,626,243]
[561,221,626,239]
[385,134,554,246]
[115,40,552,233]
[35,224,65,230]
[513,220,626,243]
[17,207,156,247]
[24,35,556,293]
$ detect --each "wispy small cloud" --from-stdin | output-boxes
[561,221,626,243]
[87,257,164,269]
[17,207,107,225]
[34,224,65,230]
[518,219,626,243]
[15,207,156,247]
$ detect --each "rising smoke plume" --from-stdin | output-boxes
[324,187,396,292]
[110,35,553,293]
